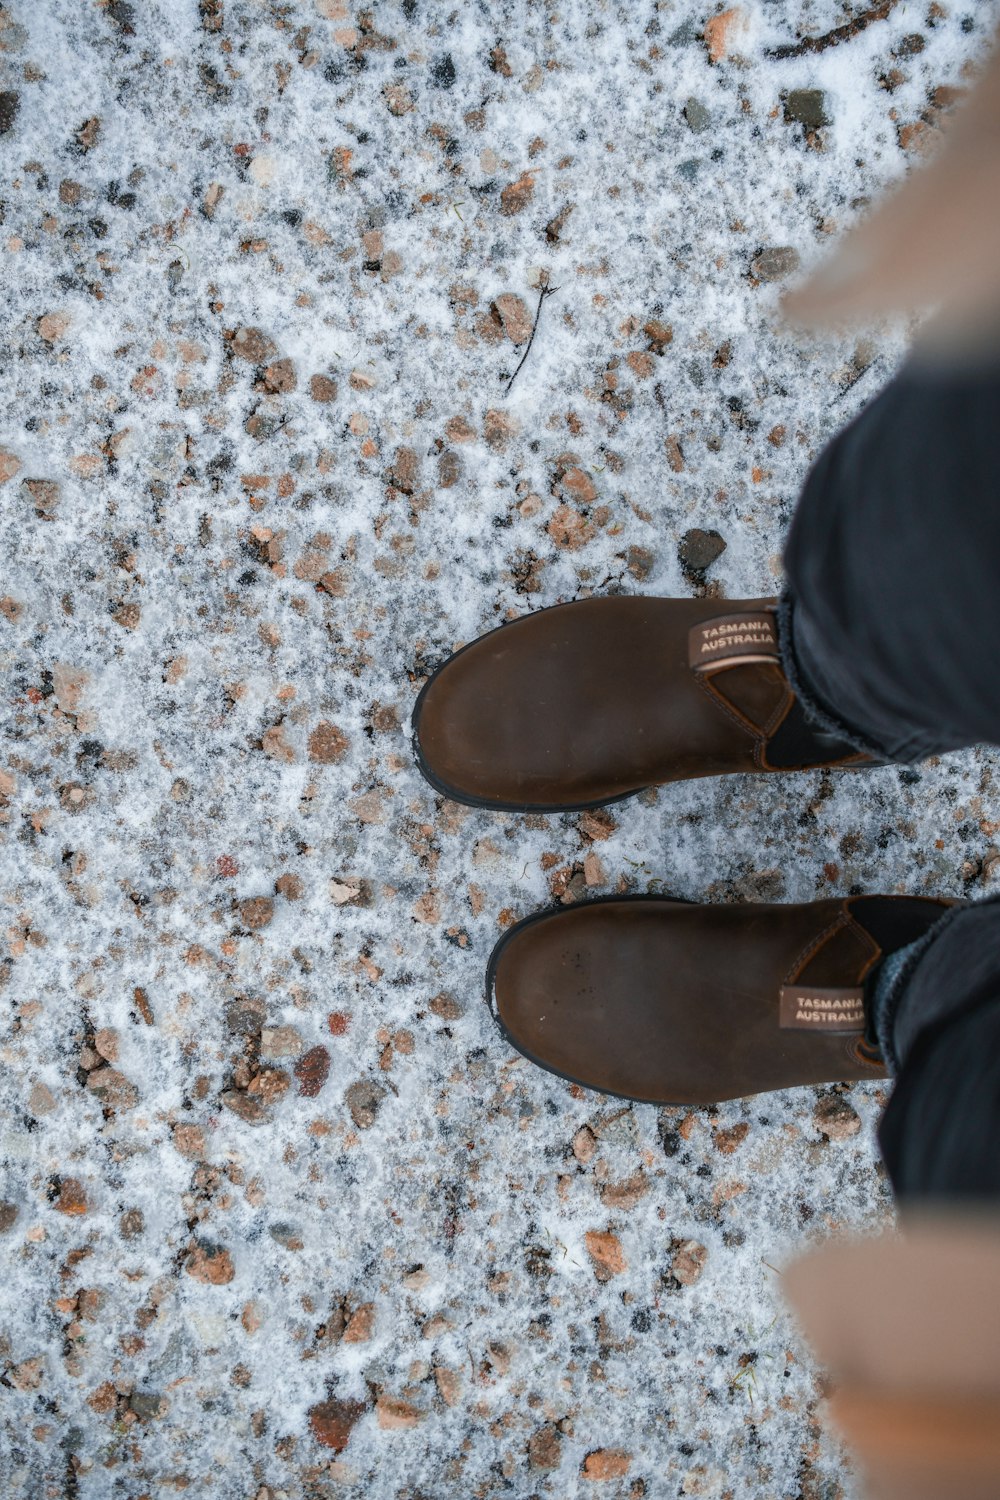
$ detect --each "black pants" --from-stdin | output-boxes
[780,353,1000,1201]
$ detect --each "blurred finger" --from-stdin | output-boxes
[783,33,1000,335]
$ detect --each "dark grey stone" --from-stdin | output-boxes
[784,89,829,129]
[683,97,711,133]
[226,997,266,1036]
[269,1222,303,1248]
[679,528,727,573]
[130,1392,166,1421]
[0,92,20,135]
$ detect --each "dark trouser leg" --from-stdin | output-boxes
[779,354,1000,762]
[869,901,1000,1200]
[779,355,1000,1200]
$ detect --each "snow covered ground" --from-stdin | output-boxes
[0,1,994,1495]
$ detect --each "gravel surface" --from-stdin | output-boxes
[0,2,994,1496]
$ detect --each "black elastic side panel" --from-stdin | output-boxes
[766,695,866,769]
[849,896,953,954]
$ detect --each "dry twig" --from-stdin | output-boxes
[504,284,559,396]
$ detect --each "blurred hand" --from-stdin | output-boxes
[783,1212,1000,1500]
[783,30,1000,352]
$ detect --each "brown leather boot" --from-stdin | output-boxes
[412,596,873,812]
[487,894,956,1104]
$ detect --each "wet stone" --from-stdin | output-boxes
[238,895,274,930]
[294,1045,331,1098]
[492,293,533,345]
[813,1093,861,1141]
[438,449,461,488]
[308,721,349,763]
[528,1423,562,1469]
[221,1089,268,1124]
[52,1176,88,1214]
[226,997,266,1036]
[345,1078,387,1130]
[583,1449,631,1480]
[28,1081,56,1115]
[585,1229,627,1281]
[269,1222,304,1250]
[309,1397,367,1452]
[21,479,59,519]
[679,528,727,574]
[429,993,462,1020]
[644,318,673,353]
[0,448,22,484]
[343,1302,375,1343]
[0,92,19,135]
[86,1067,138,1110]
[430,52,456,89]
[185,1242,235,1285]
[274,872,304,900]
[261,358,296,394]
[231,326,277,363]
[683,96,710,132]
[74,116,101,151]
[130,1392,167,1421]
[309,373,337,403]
[894,33,926,57]
[671,1239,708,1287]
[627,545,655,581]
[260,1025,303,1060]
[119,1207,144,1239]
[501,171,535,216]
[751,246,801,282]
[784,89,829,129]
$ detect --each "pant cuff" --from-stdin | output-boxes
[776,592,895,763]
[867,904,968,1073]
